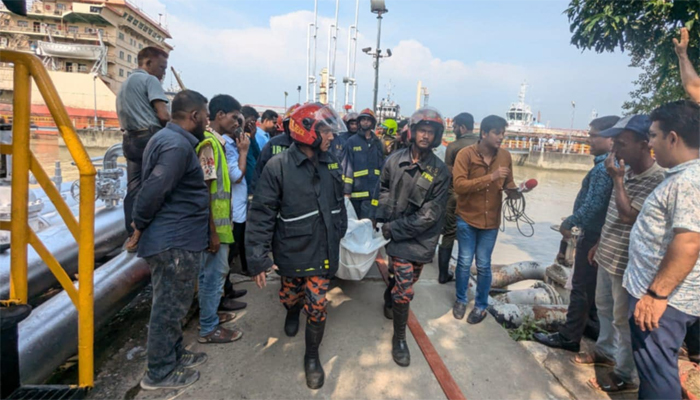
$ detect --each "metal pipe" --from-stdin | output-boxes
[351,0,359,108]
[487,303,568,330]
[372,13,383,112]
[344,24,354,107]
[492,282,563,305]
[306,23,312,103]
[470,261,546,289]
[312,0,318,102]
[10,62,31,303]
[330,0,339,109]
[18,252,150,385]
[0,206,127,300]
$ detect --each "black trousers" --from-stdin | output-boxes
[225,222,248,295]
[122,131,154,235]
[559,233,600,343]
[440,192,457,249]
[686,319,700,356]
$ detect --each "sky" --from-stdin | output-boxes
[133,0,643,130]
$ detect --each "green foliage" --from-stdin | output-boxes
[506,317,547,341]
[566,0,700,113]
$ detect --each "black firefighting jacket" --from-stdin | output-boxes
[341,131,385,201]
[254,132,293,183]
[374,146,450,264]
[246,143,348,277]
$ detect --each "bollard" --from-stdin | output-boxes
[0,303,32,399]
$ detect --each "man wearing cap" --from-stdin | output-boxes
[579,116,665,394]
[534,115,619,351]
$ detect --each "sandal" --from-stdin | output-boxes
[218,312,237,324]
[572,351,615,367]
[198,326,243,344]
[587,373,638,394]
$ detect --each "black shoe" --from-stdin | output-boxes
[383,285,393,320]
[392,301,410,367]
[219,298,247,312]
[140,367,199,390]
[284,303,303,337]
[452,301,467,320]
[533,332,581,353]
[438,246,454,284]
[225,288,248,299]
[304,319,326,389]
[177,350,208,369]
[466,307,488,325]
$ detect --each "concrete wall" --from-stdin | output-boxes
[58,128,122,148]
[516,151,593,172]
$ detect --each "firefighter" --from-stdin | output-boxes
[373,107,450,367]
[254,103,301,181]
[246,103,347,389]
[380,118,398,156]
[341,108,385,219]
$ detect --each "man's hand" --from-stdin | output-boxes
[245,120,256,135]
[125,224,141,252]
[236,132,250,153]
[673,27,689,58]
[208,233,220,253]
[381,222,392,240]
[491,166,510,182]
[559,224,573,240]
[588,243,598,266]
[253,271,267,289]
[556,252,567,265]
[605,152,625,181]
[634,294,668,331]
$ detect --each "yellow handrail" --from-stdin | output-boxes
[0,50,96,388]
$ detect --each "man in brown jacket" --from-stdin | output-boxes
[451,115,519,324]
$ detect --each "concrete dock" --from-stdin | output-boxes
[87,253,586,400]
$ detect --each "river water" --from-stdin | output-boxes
[29,138,588,266]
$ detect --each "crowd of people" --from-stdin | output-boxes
[114,27,700,398]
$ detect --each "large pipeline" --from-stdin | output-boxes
[0,206,127,300]
[492,282,563,305]
[487,303,568,330]
[18,252,150,385]
[471,261,547,289]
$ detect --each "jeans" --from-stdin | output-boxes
[123,131,154,235]
[440,192,457,250]
[629,295,700,400]
[595,267,636,383]
[455,217,498,309]
[144,248,202,381]
[198,244,230,336]
[559,233,599,343]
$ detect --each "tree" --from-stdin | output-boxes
[566,0,700,113]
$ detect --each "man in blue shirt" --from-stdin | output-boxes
[257,110,279,147]
[534,115,619,352]
[241,106,261,194]
[132,90,210,390]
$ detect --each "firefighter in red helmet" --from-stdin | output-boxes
[341,108,385,219]
[373,107,450,367]
[246,102,347,390]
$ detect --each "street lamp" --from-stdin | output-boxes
[284,91,288,110]
[297,85,302,104]
[365,0,390,113]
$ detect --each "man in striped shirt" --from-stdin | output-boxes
[580,115,665,394]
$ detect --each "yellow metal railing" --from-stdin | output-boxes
[0,50,96,388]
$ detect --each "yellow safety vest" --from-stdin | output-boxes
[196,131,234,244]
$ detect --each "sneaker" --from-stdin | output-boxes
[453,301,467,320]
[466,307,488,325]
[140,367,199,390]
[198,326,243,344]
[178,351,208,369]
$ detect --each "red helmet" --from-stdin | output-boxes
[410,107,445,148]
[282,103,301,134]
[288,103,346,148]
[357,108,377,128]
[275,115,284,133]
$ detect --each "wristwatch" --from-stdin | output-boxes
[646,288,669,300]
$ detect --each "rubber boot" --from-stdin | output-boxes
[383,275,395,320]
[304,319,326,389]
[284,303,303,337]
[438,246,454,284]
[392,301,410,367]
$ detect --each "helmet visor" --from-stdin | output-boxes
[313,105,347,135]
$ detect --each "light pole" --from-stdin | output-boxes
[284,91,288,110]
[297,86,301,104]
[366,0,390,113]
